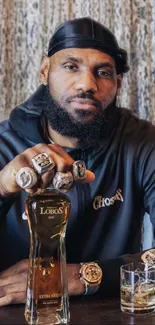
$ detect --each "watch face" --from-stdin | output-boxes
[82,263,102,283]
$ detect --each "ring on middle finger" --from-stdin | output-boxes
[32,152,55,174]
[52,172,73,190]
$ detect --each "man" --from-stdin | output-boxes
[0,17,155,306]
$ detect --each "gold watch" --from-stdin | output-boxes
[79,262,103,295]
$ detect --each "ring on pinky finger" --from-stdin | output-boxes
[72,160,86,181]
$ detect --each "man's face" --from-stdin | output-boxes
[41,48,122,145]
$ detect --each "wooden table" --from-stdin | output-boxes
[1,297,155,324]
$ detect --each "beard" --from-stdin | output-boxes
[43,85,120,148]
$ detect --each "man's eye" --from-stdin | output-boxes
[97,70,112,77]
[64,64,77,71]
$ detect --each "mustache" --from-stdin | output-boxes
[66,91,101,107]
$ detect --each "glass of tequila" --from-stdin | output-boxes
[120,263,155,315]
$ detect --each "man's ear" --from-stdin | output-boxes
[40,54,50,85]
[116,73,123,96]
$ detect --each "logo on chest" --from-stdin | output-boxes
[93,188,123,210]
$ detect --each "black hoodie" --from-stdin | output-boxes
[0,85,155,297]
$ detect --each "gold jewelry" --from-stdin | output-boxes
[79,262,103,295]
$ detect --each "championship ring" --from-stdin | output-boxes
[32,152,55,174]
[52,171,73,190]
[15,167,38,189]
[72,160,86,181]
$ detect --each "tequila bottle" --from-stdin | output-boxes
[24,188,71,325]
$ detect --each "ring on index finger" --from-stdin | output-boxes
[32,152,55,174]
[15,167,38,189]
[72,160,86,181]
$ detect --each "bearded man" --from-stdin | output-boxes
[0,17,155,306]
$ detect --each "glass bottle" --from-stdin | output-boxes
[24,188,71,325]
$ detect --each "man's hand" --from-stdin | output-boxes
[0,261,85,306]
[0,259,28,306]
[0,143,95,197]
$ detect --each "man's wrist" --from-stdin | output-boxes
[79,262,103,295]
[67,264,85,296]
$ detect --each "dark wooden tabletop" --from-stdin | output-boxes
[1,297,155,325]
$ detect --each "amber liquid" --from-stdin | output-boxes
[121,285,155,315]
[25,189,71,325]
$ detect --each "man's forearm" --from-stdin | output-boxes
[69,248,155,298]
[67,264,85,295]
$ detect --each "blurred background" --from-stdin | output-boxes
[0,0,155,122]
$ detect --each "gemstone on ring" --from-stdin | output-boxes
[15,167,38,189]
[72,160,86,181]
[32,152,55,174]
[52,172,73,190]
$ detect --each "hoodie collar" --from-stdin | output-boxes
[9,85,47,144]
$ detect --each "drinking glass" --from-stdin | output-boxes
[120,262,155,315]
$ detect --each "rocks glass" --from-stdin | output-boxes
[120,262,155,315]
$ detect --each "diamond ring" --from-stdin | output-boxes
[15,167,38,189]
[32,152,55,174]
[52,172,73,190]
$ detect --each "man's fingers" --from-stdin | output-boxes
[32,143,74,171]
[79,170,95,183]
[39,169,55,189]
[47,144,74,163]
[0,281,27,298]
[0,260,28,306]
[0,259,28,278]
[0,291,26,307]
[0,139,95,196]
[0,272,28,287]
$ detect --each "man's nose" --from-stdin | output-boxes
[74,71,97,93]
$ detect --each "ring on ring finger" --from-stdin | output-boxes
[52,172,73,190]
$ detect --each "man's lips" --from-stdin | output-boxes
[69,98,98,109]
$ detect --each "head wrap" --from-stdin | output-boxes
[47,17,129,74]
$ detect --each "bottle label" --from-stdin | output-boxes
[40,206,64,215]
[38,204,65,230]
[39,293,61,299]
